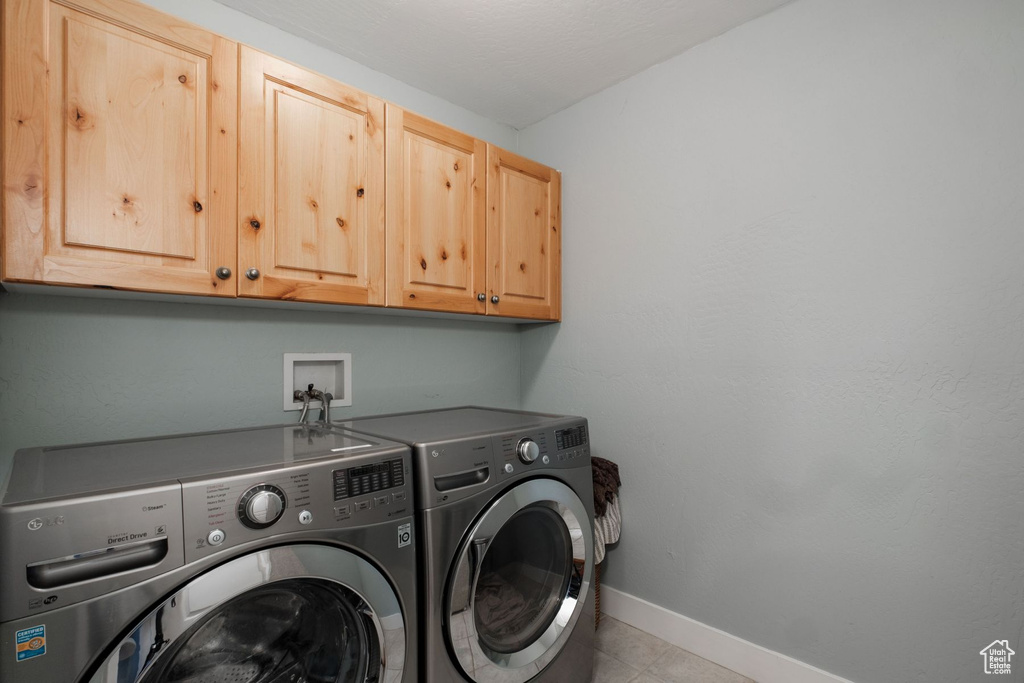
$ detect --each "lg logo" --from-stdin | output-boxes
[27,516,64,531]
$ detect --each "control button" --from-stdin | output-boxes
[298,510,313,525]
[334,505,351,519]
[355,500,370,511]
[392,491,406,502]
[207,529,226,546]
[504,463,514,474]
[542,455,550,465]
[375,495,389,507]
[237,484,287,530]
[517,438,540,464]
[248,490,283,523]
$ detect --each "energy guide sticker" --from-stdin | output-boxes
[15,625,46,661]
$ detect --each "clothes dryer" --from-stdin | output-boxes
[344,407,595,683]
[0,423,417,683]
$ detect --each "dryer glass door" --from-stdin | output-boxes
[90,545,406,683]
[448,478,594,683]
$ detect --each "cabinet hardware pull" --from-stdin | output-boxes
[215,267,231,280]
[246,268,260,281]
[477,293,486,302]
[491,295,499,304]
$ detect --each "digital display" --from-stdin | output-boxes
[349,462,391,478]
[555,425,588,450]
[334,458,404,501]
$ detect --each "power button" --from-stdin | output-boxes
[207,529,226,546]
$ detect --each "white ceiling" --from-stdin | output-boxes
[213,0,795,129]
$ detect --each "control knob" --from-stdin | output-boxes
[517,438,540,464]
[238,485,287,529]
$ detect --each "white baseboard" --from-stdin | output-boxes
[600,586,855,683]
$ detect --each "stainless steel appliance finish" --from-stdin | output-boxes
[343,407,595,683]
[0,423,418,683]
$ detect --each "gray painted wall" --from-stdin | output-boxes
[0,293,520,461]
[0,0,523,466]
[517,0,1024,681]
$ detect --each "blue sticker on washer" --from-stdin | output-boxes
[15,625,46,661]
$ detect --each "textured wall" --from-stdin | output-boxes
[517,0,1024,681]
[0,0,522,466]
[0,293,520,463]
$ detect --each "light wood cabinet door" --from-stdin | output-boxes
[2,0,237,296]
[386,105,486,314]
[487,146,561,321]
[238,47,385,305]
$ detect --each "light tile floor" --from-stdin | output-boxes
[593,616,755,683]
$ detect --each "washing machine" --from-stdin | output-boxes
[343,407,595,683]
[0,422,418,683]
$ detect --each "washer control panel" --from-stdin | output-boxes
[180,443,411,563]
[333,458,405,500]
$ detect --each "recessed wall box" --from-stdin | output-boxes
[283,353,352,411]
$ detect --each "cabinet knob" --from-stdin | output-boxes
[477,293,486,302]
[215,267,231,280]
[245,268,261,281]
[491,295,500,304]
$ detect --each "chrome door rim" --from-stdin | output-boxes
[89,544,405,683]
[447,478,593,682]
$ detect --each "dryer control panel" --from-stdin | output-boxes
[401,416,591,510]
[494,422,590,478]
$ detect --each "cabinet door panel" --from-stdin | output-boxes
[239,47,384,305]
[63,16,202,259]
[487,146,561,320]
[2,0,237,295]
[386,105,485,313]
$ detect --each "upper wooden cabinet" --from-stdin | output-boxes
[1,0,561,320]
[238,47,385,305]
[1,0,238,296]
[386,107,561,321]
[386,105,486,314]
[487,146,561,321]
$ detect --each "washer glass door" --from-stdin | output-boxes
[447,478,593,683]
[90,544,405,683]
